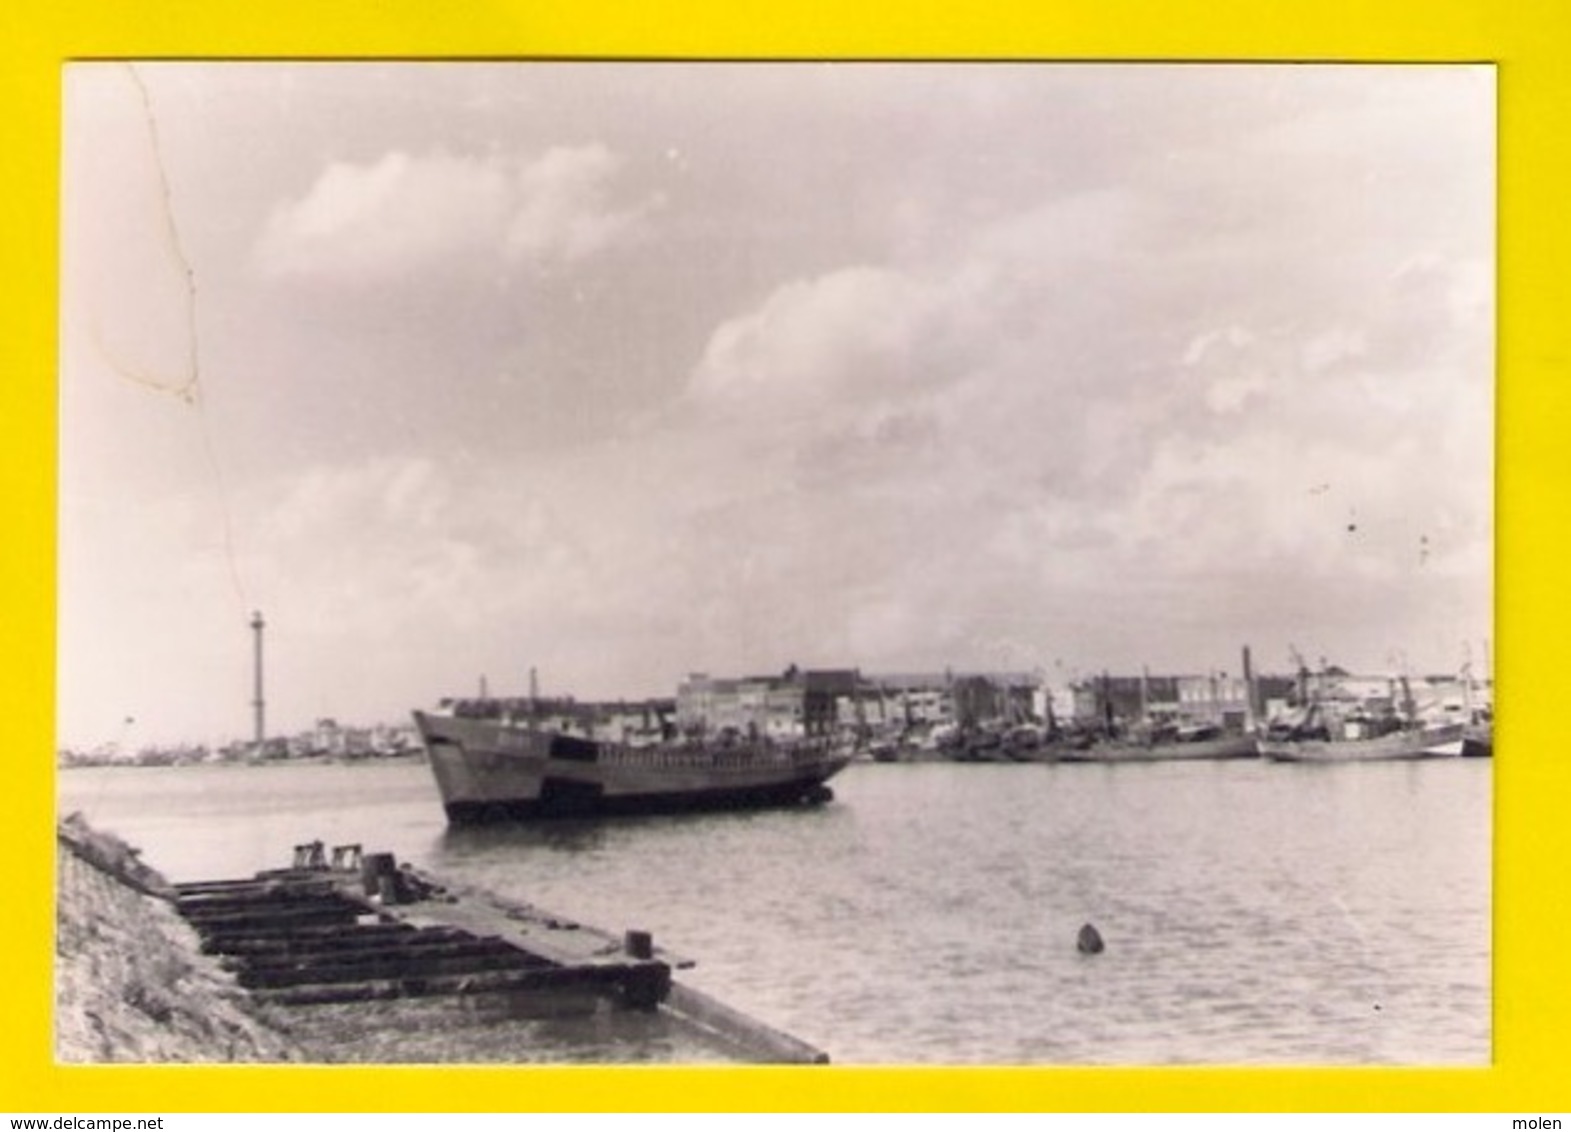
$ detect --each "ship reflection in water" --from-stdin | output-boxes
[59,756,1490,1065]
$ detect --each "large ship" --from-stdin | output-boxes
[413,700,852,823]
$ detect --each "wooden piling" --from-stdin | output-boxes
[360,852,398,898]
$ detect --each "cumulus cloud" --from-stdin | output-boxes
[59,64,1496,745]
[1183,327,1255,367]
[505,144,658,264]
[258,455,447,542]
[255,144,657,282]
[690,266,936,405]
[1301,326,1367,375]
[662,85,1492,676]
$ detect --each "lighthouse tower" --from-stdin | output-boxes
[250,610,266,746]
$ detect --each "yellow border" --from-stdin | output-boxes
[5,0,1567,1114]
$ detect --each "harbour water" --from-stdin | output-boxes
[57,757,1490,1065]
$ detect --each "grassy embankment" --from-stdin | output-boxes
[54,814,307,1063]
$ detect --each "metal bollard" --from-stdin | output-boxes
[1077,922,1105,954]
[331,844,363,872]
[361,851,397,898]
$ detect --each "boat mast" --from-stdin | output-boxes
[1289,644,1309,707]
[1399,673,1417,724]
[1461,642,1474,717]
[1101,670,1114,736]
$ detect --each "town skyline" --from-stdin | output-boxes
[59,62,1493,749]
[66,639,1491,755]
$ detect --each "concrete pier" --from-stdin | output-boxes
[168,843,830,1063]
[57,815,830,1064]
[173,851,675,1012]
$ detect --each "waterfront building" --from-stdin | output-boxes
[1071,671,1272,733]
[948,673,1038,728]
[676,670,814,739]
[860,673,955,728]
[1175,674,1252,730]
[803,670,858,736]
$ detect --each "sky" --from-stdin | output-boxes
[57,62,1495,749]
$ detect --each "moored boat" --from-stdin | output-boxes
[1059,724,1259,764]
[1259,718,1466,762]
[1460,719,1493,758]
[1062,734,1261,763]
[414,704,851,823]
[1258,665,1472,763]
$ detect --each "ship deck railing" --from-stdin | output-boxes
[595,742,836,769]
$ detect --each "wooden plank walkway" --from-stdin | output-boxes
[169,841,828,1063]
[171,845,672,1011]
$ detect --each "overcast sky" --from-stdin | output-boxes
[58,62,1494,749]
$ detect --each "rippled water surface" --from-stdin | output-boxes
[59,757,1490,1065]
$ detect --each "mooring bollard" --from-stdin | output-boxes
[620,961,672,1011]
[361,851,397,898]
[1077,922,1105,954]
[331,844,362,872]
[625,929,654,959]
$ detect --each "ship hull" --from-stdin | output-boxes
[1058,734,1260,763]
[1460,723,1493,758]
[1259,721,1466,763]
[414,711,852,823]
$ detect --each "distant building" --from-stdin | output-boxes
[1175,674,1252,731]
[1072,671,1265,733]
[1071,675,1148,730]
[948,673,1037,728]
[676,668,858,738]
[598,700,678,745]
[859,670,1040,731]
[678,672,801,737]
[861,673,955,727]
[803,670,858,736]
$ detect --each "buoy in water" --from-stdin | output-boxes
[1077,923,1104,954]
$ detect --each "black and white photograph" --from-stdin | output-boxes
[56,61,1494,1066]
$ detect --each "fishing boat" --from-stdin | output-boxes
[413,701,852,823]
[1460,711,1493,758]
[1257,700,1465,763]
[1060,723,1260,763]
[867,739,900,763]
[1458,657,1493,757]
[1257,663,1472,763]
[1258,718,1466,762]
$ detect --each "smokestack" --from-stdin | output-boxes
[1241,644,1257,730]
[250,611,266,745]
